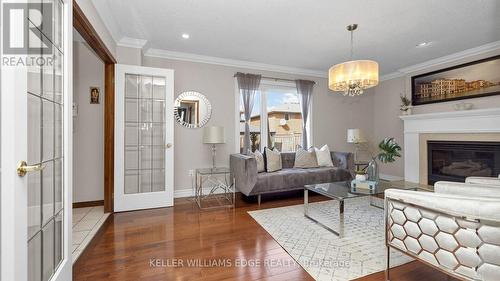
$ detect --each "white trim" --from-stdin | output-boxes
[174,187,227,198]
[145,48,327,78]
[400,107,500,183]
[380,71,405,81]
[399,107,500,123]
[117,37,148,49]
[379,40,500,81]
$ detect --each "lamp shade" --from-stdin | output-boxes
[347,129,365,144]
[328,60,379,96]
[203,126,225,144]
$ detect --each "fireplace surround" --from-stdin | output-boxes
[427,141,500,184]
[400,108,500,184]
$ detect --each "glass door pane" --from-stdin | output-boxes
[27,1,64,280]
[124,75,167,194]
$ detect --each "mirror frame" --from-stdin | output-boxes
[174,91,212,128]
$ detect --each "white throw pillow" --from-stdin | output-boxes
[265,147,282,172]
[248,150,265,173]
[315,144,333,167]
[294,147,319,168]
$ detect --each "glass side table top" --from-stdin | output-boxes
[196,167,230,175]
[305,180,422,200]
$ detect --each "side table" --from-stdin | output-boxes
[195,167,235,209]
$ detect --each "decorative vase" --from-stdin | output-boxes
[367,158,379,182]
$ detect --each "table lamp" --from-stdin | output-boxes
[347,128,365,163]
[203,126,226,169]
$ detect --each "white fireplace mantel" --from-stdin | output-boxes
[400,107,500,183]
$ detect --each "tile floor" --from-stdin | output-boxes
[72,206,110,263]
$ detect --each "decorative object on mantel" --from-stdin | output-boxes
[203,126,225,169]
[399,94,413,115]
[367,138,402,182]
[411,55,500,106]
[174,91,212,128]
[453,101,473,111]
[328,24,379,96]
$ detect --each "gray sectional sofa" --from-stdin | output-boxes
[230,151,354,205]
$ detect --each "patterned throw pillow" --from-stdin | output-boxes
[248,150,265,173]
[294,147,319,168]
[315,144,333,167]
[265,147,282,172]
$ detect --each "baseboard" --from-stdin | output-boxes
[73,200,104,208]
[174,187,228,198]
[380,173,405,182]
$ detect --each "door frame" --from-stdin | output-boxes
[73,1,116,212]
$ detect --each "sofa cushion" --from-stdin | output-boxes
[294,147,318,168]
[248,150,265,172]
[315,145,334,167]
[265,147,282,172]
[251,167,352,195]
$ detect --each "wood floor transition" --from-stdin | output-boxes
[73,192,453,281]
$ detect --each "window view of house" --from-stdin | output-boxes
[239,88,303,153]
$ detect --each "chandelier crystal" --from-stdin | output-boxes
[328,24,379,96]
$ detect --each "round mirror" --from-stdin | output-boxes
[174,91,212,128]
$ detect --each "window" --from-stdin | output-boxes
[238,80,310,153]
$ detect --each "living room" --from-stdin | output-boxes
[1,1,499,281]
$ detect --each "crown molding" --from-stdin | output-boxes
[144,48,328,78]
[399,40,500,74]
[380,40,500,81]
[117,37,148,49]
[380,71,405,81]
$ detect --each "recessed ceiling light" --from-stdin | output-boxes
[182,33,190,39]
[416,42,431,48]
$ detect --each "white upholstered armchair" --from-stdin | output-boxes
[384,176,500,281]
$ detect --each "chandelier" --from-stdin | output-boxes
[328,24,379,96]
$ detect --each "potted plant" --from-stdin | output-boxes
[400,94,413,115]
[367,137,402,182]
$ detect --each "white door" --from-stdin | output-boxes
[114,64,174,212]
[1,1,72,281]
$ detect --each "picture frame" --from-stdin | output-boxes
[90,87,100,104]
[411,55,500,106]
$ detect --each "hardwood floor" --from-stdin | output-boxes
[73,192,451,281]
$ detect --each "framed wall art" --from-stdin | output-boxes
[411,55,500,105]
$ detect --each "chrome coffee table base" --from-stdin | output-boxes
[303,189,345,237]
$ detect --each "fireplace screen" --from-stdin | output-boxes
[428,141,500,185]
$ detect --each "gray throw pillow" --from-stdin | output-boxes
[265,147,282,172]
[294,147,319,168]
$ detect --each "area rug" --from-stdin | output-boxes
[248,197,412,281]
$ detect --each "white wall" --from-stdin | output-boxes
[373,47,500,177]
[72,42,105,202]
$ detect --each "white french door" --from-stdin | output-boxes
[1,1,72,281]
[114,64,174,212]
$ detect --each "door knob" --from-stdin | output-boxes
[17,161,45,177]
[166,143,173,149]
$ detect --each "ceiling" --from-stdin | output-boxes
[92,0,500,76]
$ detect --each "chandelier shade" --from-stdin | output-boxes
[328,60,379,96]
[328,24,379,96]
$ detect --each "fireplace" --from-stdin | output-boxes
[427,141,500,185]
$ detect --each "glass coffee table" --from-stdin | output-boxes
[304,180,428,237]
